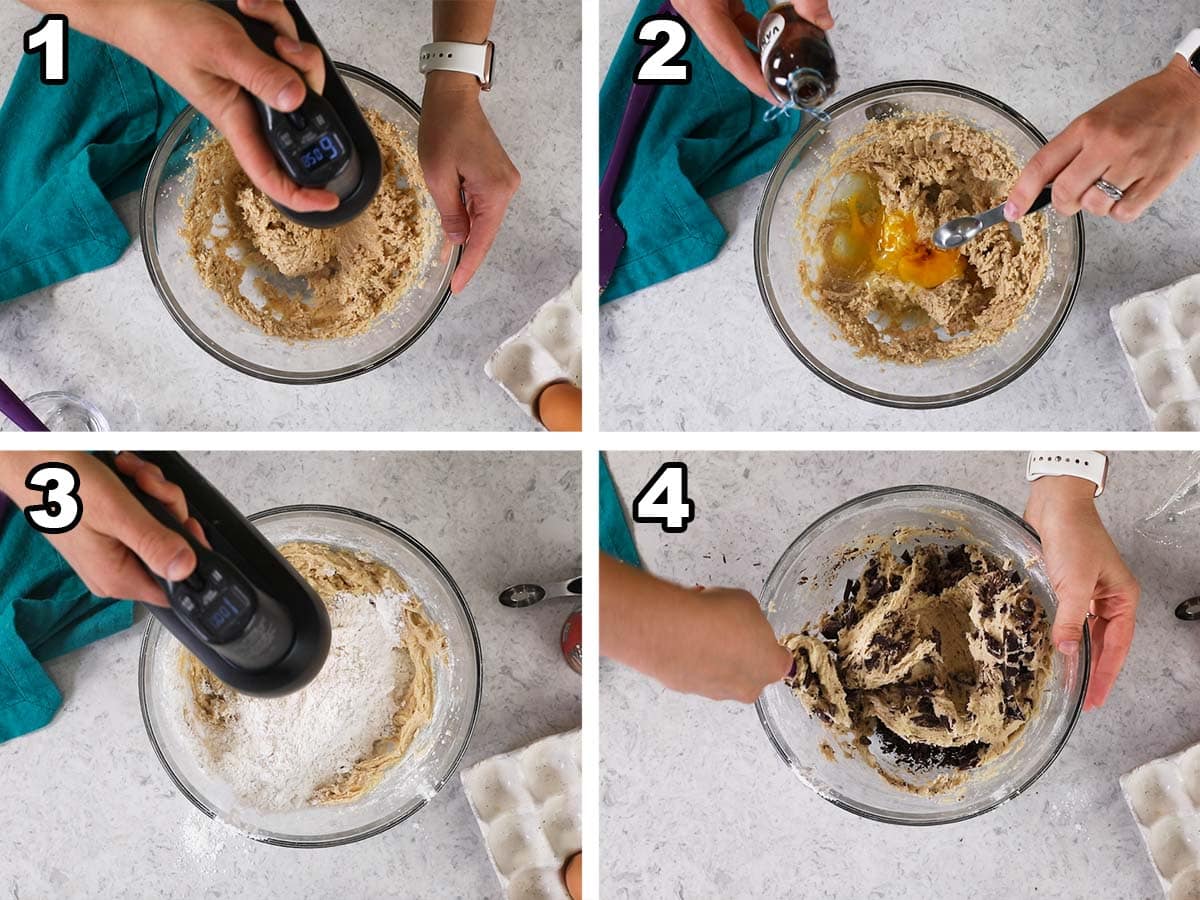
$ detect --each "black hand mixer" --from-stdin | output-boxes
[211,0,381,227]
[96,452,330,697]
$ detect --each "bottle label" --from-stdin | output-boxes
[759,11,785,58]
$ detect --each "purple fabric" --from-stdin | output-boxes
[0,379,48,431]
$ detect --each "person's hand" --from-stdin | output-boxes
[671,0,834,103]
[631,587,796,703]
[1024,475,1140,710]
[117,0,338,213]
[600,555,791,702]
[0,452,207,607]
[419,72,520,293]
[665,587,794,702]
[1005,55,1200,223]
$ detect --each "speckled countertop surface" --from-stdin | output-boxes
[0,451,581,898]
[0,2,580,431]
[600,0,1200,431]
[601,451,1200,899]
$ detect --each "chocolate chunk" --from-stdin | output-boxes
[1004,702,1026,722]
[874,723,984,771]
[912,713,945,729]
[901,549,913,565]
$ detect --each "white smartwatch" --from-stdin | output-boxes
[1176,28,1200,77]
[418,41,496,90]
[1025,451,1108,498]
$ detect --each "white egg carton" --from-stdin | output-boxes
[485,273,582,426]
[461,729,581,900]
[1120,741,1200,899]
[1110,272,1200,430]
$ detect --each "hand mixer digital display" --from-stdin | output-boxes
[96,452,331,697]
[212,0,382,228]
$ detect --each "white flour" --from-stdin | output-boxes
[180,589,412,811]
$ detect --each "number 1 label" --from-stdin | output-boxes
[24,14,68,85]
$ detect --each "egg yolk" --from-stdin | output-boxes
[823,182,966,289]
[873,210,966,289]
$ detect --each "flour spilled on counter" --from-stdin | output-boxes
[170,542,446,812]
[178,810,234,872]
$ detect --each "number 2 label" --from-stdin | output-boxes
[633,16,692,84]
[24,14,68,85]
[633,462,696,533]
[23,463,83,534]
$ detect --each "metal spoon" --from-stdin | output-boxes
[497,576,582,609]
[932,186,1053,251]
[1177,596,1200,621]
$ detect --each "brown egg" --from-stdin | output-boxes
[563,852,583,899]
[537,382,582,432]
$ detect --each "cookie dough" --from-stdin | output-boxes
[798,114,1049,363]
[782,541,1052,794]
[181,540,446,806]
[181,108,435,341]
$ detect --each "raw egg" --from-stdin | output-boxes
[821,175,965,289]
[537,382,582,432]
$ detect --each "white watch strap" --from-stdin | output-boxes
[1176,27,1200,61]
[1026,451,1108,497]
[418,41,494,90]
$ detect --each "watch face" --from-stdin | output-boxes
[1191,46,1200,73]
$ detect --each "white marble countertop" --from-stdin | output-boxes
[0,2,580,431]
[600,0,1200,431]
[0,451,581,898]
[601,450,1200,899]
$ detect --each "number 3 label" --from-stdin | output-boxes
[23,14,69,85]
[24,463,83,534]
[633,16,692,84]
[633,462,696,534]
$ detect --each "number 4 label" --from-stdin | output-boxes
[632,462,696,534]
[24,14,68,85]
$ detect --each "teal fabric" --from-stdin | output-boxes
[599,0,803,303]
[0,30,188,302]
[0,498,133,743]
[599,455,641,568]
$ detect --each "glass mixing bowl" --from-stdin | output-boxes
[139,505,482,847]
[140,64,458,384]
[754,81,1085,408]
[756,485,1088,825]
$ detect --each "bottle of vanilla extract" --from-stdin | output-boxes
[757,3,838,109]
